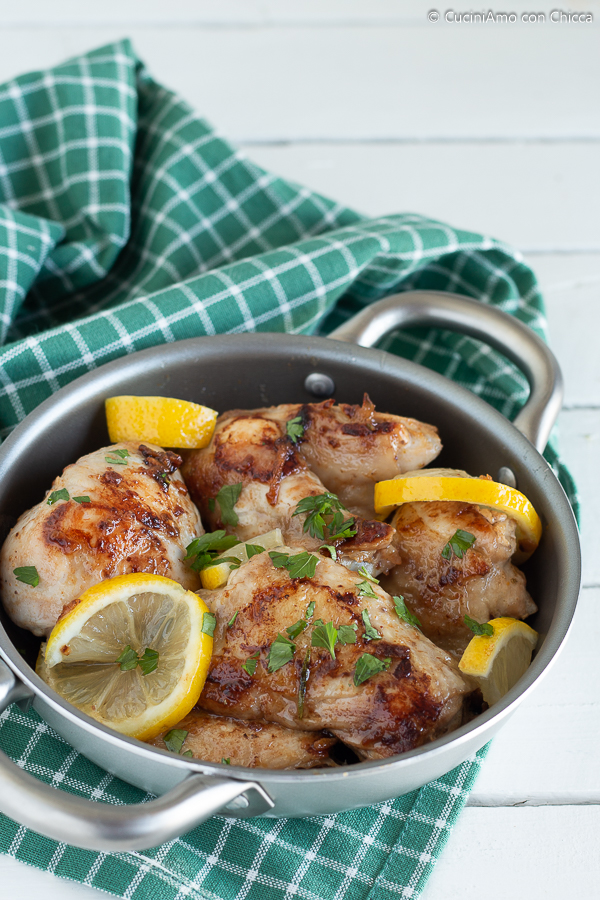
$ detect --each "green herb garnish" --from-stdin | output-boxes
[393,595,421,629]
[242,651,260,676]
[311,620,338,659]
[13,566,39,587]
[214,482,243,526]
[361,609,381,641]
[306,601,316,619]
[320,544,337,560]
[185,530,240,572]
[442,529,476,560]
[268,550,318,580]
[182,750,194,758]
[464,615,494,636]
[338,624,358,644]
[47,488,69,505]
[245,543,265,559]
[357,580,378,599]
[268,633,296,672]
[117,645,159,675]
[208,498,215,512]
[105,448,129,466]
[222,757,231,765]
[163,728,188,754]
[353,653,392,687]
[357,566,379,584]
[286,416,305,444]
[201,612,217,637]
[293,492,357,543]
[138,647,159,676]
[227,611,239,628]
[286,618,309,640]
[73,495,90,504]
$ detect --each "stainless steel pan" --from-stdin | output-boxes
[0,291,581,851]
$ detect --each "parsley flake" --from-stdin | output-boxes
[353,654,392,687]
[361,609,381,641]
[293,492,357,544]
[163,728,188,754]
[311,621,338,659]
[268,550,318,580]
[357,580,378,599]
[338,624,358,644]
[306,601,316,619]
[185,530,240,572]
[116,645,138,671]
[201,612,217,637]
[182,750,194,758]
[442,529,476,560]
[320,544,337,561]
[286,416,305,444]
[464,615,494,636]
[13,566,39,587]
[222,757,231,765]
[393,595,421,629]
[105,448,129,466]
[214,483,243,526]
[227,611,239,629]
[357,566,379,584]
[138,647,159,676]
[73,495,90,504]
[47,488,69,505]
[286,618,309,640]
[268,633,296,672]
[245,543,265,559]
[242,651,260,676]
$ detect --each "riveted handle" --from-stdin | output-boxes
[0,658,273,851]
[330,290,563,453]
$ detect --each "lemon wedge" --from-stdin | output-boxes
[105,395,218,449]
[38,573,214,740]
[374,470,542,561]
[200,528,284,590]
[459,616,538,706]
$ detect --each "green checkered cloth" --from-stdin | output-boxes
[0,40,577,900]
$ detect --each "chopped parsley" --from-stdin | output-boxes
[245,543,265,559]
[361,609,381,641]
[163,728,188,754]
[286,618,309,640]
[214,482,243,526]
[442,529,476,560]
[227,611,239,629]
[393,595,421,629]
[116,645,159,675]
[13,566,39,587]
[320,544,337,561]
[73,495,90,504]
[357,580,378,599]
[268,633,296,672]
[293,492,357,544]
[357,566,379,584]
[222,757,231,765]
[182,750,194,758]
[338,624,358,644]
[464,615,494,637]
[306,601,316,619]
[185,530,240,572]
[353,653,392,687]
[286,416,305,444]
[201,611,217,637]
[47,488,69,505]
[269,550,318,580]
[242,651,260,676]
[311,620,338,659]
[105,448,129,466]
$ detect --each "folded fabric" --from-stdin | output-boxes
[0,39,578,900]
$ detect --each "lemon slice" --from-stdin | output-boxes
[105,395,218,449]
[200,528,284,590]
[38,573,213,740]
[459,616,538,706]
[374,470,542,561]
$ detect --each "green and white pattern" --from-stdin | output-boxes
[0,40,577,900]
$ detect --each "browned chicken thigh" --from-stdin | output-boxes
[196,548,471,760]
[150,709,336,769]
[380,500,537,658]
[0,442,202,637]
[182,408,401,576]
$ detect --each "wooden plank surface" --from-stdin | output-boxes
[0,26,598,141]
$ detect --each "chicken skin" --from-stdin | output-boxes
[0,442,202,637]
[197,548,471,760]
[380,501,537,658]
[189,396,441,520]
[149,709,337,769]
[182,410,401,576]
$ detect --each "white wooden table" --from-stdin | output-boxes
[0,3,599,897]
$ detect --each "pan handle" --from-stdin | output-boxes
[0,658,273,851]
[329,290,563,454]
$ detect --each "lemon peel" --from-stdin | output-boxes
[459,616,538,706]
[105,395,218,449]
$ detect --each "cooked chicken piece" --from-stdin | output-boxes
[197,547,471,760]
[227,395,441,518]
[380,501,537,658]
[149,709,337,769]
[182,412,401,576]
[0,442,202,637]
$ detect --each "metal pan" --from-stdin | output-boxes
[0,291,581,851]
